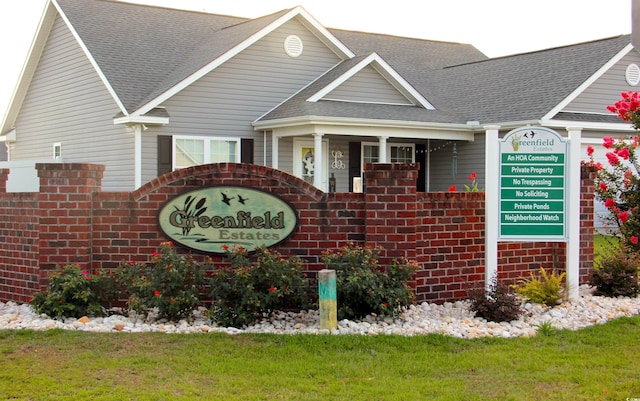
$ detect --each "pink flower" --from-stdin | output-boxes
[448,185,456,192]
[625,169,634,180]
[599,182,607,192]
[586,145,595,157]
[82,270,90,280]
[604,198,616,209]
[606,152,620,166]
[631,236,639,245]
[617,211,630,223]
[603,137,615,149]
[616,146,631,160]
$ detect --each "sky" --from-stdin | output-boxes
[0,0,633,122]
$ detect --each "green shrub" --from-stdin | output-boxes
[321,243,418,320]
[514,268,565,305]
[590,247,639,297]
[209,245,310,328]
[468,278,523,322]
[30,265,118,318]
[117,241,205,321]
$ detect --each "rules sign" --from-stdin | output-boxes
[499,127,568,240]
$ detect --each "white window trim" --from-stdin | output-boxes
[172,135,240,170]
[53,142,62,161]
[361,142,415,164]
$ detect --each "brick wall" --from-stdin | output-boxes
[0,176,40,302]
[0,162,595,304]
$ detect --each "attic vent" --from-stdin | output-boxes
[284,35,303,58]
[626,63,640,86]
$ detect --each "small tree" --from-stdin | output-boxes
[589,91,640,251]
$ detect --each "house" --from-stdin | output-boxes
[0,0,638,195]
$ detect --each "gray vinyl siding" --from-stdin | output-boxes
[427,135,485,192]
[12,15,132,191]
[563,51,640,114]
[141,19,341,184]
[322,66,413,105]
[325,136,351,192]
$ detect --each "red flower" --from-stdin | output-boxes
[222,244,229,251]
[606,152,620,166]
[631,236,639,245]
[616,146,631,160]
[154,290,161,296]
[468,172,477,181]
[586,145,595,157]
[152,251,158,257]
[604,198,616,209]
[599,182,607,192]
[603,137,615,149]
[617,211,630,223]
[448,185,456,192]
[269,286,276,292]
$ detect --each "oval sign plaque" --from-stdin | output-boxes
[158,186,298,254]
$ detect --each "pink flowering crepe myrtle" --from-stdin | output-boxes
[588,91,640,250]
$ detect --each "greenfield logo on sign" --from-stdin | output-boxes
[158,186,298,254]
[499,127,568,240]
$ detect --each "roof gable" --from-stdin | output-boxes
[42,1,356,117]
[307,53,434,109]
[544,43,636,120]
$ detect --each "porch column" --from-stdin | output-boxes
[378,136,388,162]
[313,133,324,188]
[134,124,142,189]
[272,134,279,169]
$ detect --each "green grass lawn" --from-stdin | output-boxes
[594,233,620,267]
[1,316,640,401]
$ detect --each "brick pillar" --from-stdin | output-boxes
[37,163,104,286]
[0,168,8,193]
[363,163,419,264]
[579,164,598,283]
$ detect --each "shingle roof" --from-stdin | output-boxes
[55,0,631,125]
[433,35,632,124]
[57,0,256,111]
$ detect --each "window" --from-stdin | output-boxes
[53,142,62,161]
[361,142,415,165]
[173,136,240,169]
